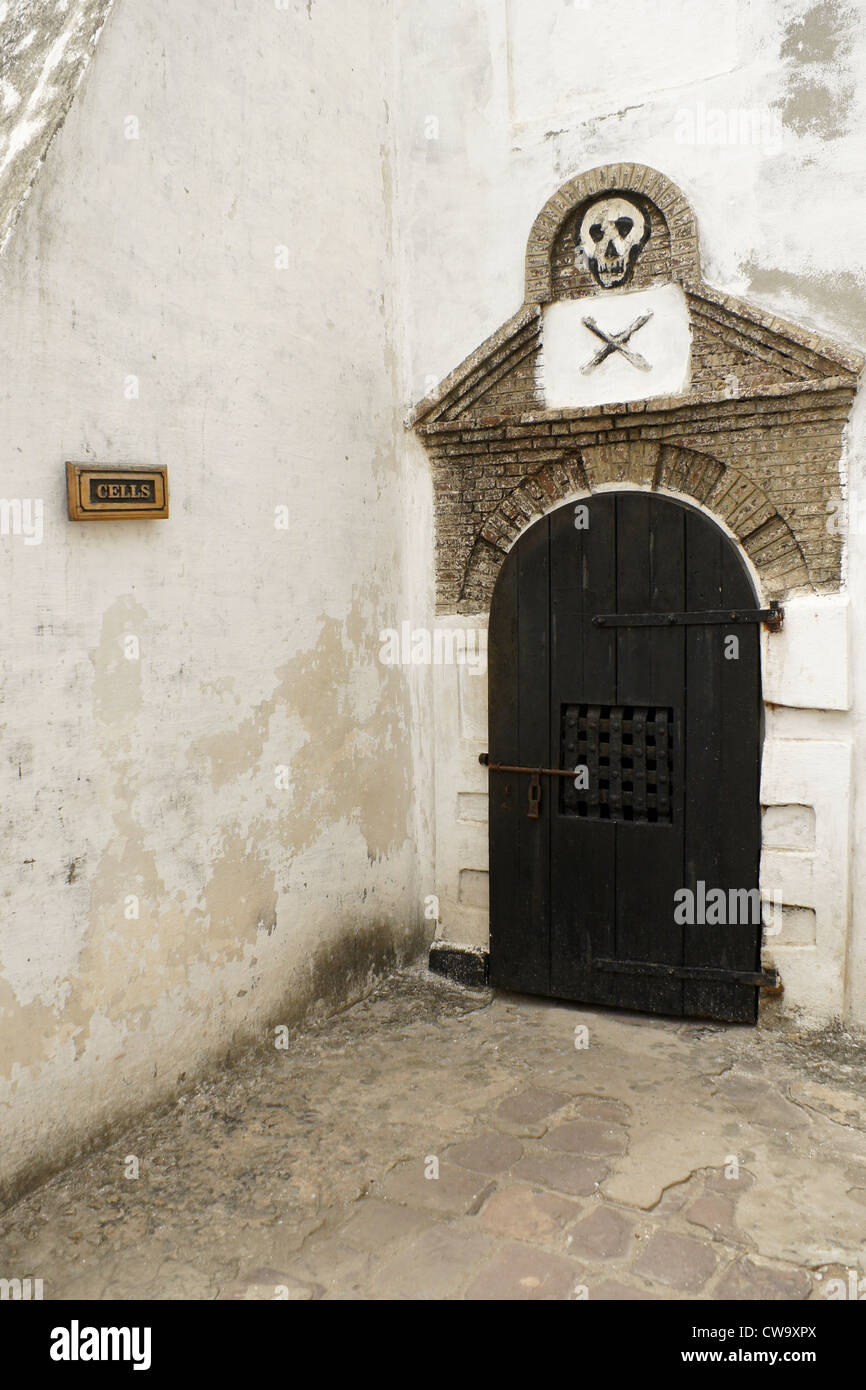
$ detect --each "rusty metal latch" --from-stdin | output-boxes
[479,754,580,818]
[592,600,783,632]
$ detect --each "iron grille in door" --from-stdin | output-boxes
[560,703,674,823]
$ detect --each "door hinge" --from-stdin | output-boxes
[592,600,783,631]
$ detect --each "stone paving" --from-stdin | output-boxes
[1,969,865,1301]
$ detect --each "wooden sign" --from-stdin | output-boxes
[66,462,169,521]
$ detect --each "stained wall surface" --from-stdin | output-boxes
[3,0,866,1200]
[0,0,434,1200]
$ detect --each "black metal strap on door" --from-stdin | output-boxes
[593,957,780,988]
[592,600,783,631]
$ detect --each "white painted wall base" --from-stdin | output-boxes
[431,616,491,951]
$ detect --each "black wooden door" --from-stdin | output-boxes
[487,492,763,1023]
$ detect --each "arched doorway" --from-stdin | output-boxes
[486,491,764,1022]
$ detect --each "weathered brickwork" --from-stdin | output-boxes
[525,164,700,302]
[410,164,861,614]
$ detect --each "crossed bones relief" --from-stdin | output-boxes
[580,310,654,374]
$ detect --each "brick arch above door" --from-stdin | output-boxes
[458,442,809,613]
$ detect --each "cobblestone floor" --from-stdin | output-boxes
[2,969,865,1300]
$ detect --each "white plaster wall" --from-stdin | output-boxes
[0,0,435,1198]
[761,736,852,1019]
[396,0,866,1027]
[4,0,866,1199]
[430,616,490,949]
[395,0,866,401]
[759,596,854,1024]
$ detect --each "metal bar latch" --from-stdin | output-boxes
[479,753,576,779]
[479,753,577,819]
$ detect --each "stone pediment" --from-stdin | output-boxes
[408,276,861,429]
[410,164,862,614]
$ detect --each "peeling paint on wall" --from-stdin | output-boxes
[0,0,434,1207]
[0,0,116,251]
[743,263,866,347]
[775,1,856,139]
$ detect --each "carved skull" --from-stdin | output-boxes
[577,195,649,289]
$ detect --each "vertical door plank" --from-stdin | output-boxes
[489,514,551,994]
[684,524,761,1021]
[488,545,521,990]
[683,512,761,1020]
[549,494,616,1001]
[682,512,729,1019]
[614,492,685,1016]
